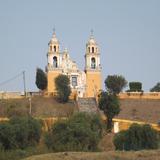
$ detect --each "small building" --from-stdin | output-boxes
[45,31,102,98]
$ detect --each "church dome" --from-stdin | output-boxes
[49,32,59,44]
[87,37,96,45]
[87,30,97,45]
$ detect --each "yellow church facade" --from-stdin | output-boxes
[45,31,102,98]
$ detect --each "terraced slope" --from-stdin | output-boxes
[117,99,160,123]
[0,96,76,117]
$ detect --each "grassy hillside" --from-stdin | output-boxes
[117,99,160,123]
[1,97,160,124]
[23,150,160,160]
[0,96,77,118]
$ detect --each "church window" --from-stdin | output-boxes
[72,76,77,87]
[91,57,96,69]
[88,47,90,53]
[50,46,52,51]
[53,56,58,68]
[92,47,94,53]
[54,46,56,52]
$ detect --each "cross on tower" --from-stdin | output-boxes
[53,27,56,34]
[91,29,93,35]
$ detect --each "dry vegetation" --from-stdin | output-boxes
[1,97,160,159]
[98,133,115,151]
[0,96,77,118]
[117,99,160,123]
[1,97,160,123]
[23,150,160,160]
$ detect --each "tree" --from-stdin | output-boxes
[128,82,142,92]
[45,113,104,152]
[98,91,120,131]
[35,68,47,90]
[113,123,159,151]
[150,82,160,92]
[55,74,71,103]
[0,116,42,150]
[105,75,127,94]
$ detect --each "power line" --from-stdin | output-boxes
[0,72,23,87]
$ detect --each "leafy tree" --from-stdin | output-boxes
[35,68,47,90]
[128,82,142,92]
[98,91,120,131]
[45,113,105,152]
[55,74,71,102]
[113,130,127,150]
[105,75,127,94]
[10,116,42,147]
[150,82,160,92]
[0,117,42,150]
[0,123,17,150]
[113,123,159,151]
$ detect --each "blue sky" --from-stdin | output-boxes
[0,0,160,91]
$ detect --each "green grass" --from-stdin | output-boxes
[0,145,51,160]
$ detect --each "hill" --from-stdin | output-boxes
[1,97,160,124]
[117,98,160,123]
[23,150,160,160]
[0,96,77,118]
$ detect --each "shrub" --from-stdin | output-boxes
[129,82,142,92]
[0,117,42,150]
[35,68,47,90]
[113,130,127,150]
[0,123,17,150]
[150,82,160,92]
[105,75,127,94]
[45,113,105,152]
[113,123,159,151]
[98,91,120,131]
[55,74,71,103]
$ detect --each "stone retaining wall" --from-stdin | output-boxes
[119,92,160,99]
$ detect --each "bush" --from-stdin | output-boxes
[113,123,159,151]
[98,91,120,131]
[55,74,71,103]
[10,117,42,148]
[35,68,47,90]
[45,113,105,152]
[129,82,142,92]
[0,123,17,150]
[150,82,160,92]
[105,75,127,94]
[113,130,127,150]
[0,117,42,150]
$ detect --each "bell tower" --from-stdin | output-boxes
[85,31,102,97]
[46,30,62,94]
[47,29,61,68]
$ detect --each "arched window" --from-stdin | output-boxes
[54,46,56,52]
[88,47,90,53]
[53,56,58,68]
[92,47,94,53]
[91,57,96,69]
[50,46,52,51]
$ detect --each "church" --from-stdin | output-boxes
[45,31,102,98]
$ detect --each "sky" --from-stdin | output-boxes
[0,0,160,92]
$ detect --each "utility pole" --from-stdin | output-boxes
[22,71,26,97]
[29,96,32,115]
